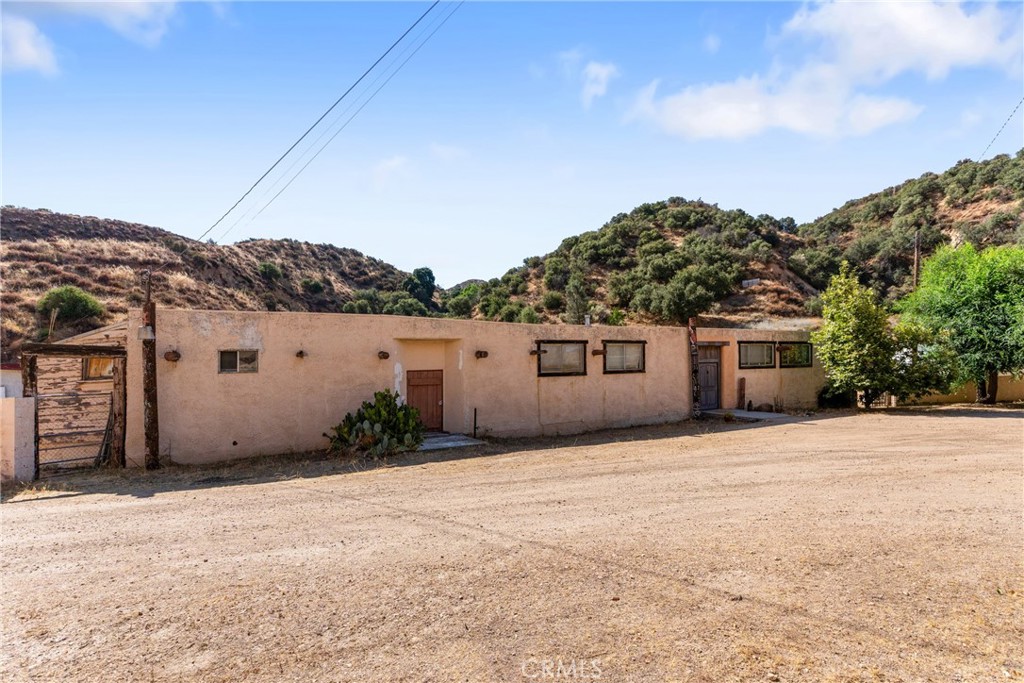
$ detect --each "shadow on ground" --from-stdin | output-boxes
[3,405,1016,504]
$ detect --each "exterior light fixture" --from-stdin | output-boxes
[475,350,489,359]
[163,350,181,362]
[137,325,155,341]
[295,350,307,358]
[378,351,390,360]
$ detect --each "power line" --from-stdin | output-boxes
[218,1,464,243]
[215,2,459,243]
[196,0,441,244]
[979,96,1024,160]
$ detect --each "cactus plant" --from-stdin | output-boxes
[323,389,425,459]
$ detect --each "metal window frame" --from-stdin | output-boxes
[218,349,259,374]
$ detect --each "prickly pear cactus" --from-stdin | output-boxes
[323,389,425,458]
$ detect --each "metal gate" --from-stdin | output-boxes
[35,391,115,476]
[21,342,127,480]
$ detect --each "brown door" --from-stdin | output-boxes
[407,370,443,431]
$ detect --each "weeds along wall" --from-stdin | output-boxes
[124,310,692,465]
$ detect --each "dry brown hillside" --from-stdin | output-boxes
[0,207,407,360]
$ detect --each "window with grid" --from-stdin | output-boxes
[738,342,775,369]
[779,342,812,368]
[603,341,645,373]
[219,350,259,374]
[537,341,587,376]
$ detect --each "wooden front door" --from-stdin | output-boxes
[697,346,720,411]
[407,370,443,431]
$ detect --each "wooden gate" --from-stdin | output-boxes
[407,370,443,431]
[21,343,127,479]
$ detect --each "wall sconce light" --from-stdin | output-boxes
[163,350,181,362]
[378,351,390,360]
[475,350,489,359]
[295,350,307,359]
[591,349,606,356]
[137,325,155,341]
[529,349,548,356]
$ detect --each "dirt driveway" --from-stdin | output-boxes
[2,408,1022,682]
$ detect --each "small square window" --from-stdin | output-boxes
[604,341,645,373]
[739,342,775,369]
[219,350,258,374]
[537,341,587,376]
[82,357,114,380]
[779,342,812,368]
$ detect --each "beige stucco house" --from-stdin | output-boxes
[693,326,826,412]
[120,310,699,466]
[5,310,838,476]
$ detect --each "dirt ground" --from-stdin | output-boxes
[2,407,1022,683]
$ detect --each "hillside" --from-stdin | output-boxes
[444,152,1023,327]
[791,152,1024,302]
[2,152,1022,359]
[0,207,409,360]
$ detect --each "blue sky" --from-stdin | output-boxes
[3,1,1023,287]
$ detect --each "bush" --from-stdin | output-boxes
[543,256,570,291]
[542,291,565,312]
[301,278,324,294]
[37,286,104,322]
[446,295,475,318]
[258,262,282,281]
[518,307,540,324]
[323,389,424,458]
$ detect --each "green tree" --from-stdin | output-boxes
[402,267,436,308]
[813,263,958,407]
[900,244,1024,402]
[563,270,590,324]
[37,285,105,323]
[812,263,898,408]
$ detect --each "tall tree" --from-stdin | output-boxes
[402,267,436,308]
[900,244,1024,403]
[811,263,896,408]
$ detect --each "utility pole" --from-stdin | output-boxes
[141,270,160,470]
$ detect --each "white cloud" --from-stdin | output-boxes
[581,61,619,109]
[630,1,1022,140]
[429,143,468,162]
[2,14,58,75]
[557,47,583,79]
[48,1,179,47]
[2,2,180,75]
[372,155,411,189]
[783,1,1022,82]
[702,34,720,55]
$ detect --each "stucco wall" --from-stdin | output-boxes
[695,328,826,411]
[124,310,692,466]
[1,397,35,481]
[902,374,1024,405]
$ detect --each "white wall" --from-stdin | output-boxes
[1,369,24,399]
[1,397,35,481]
